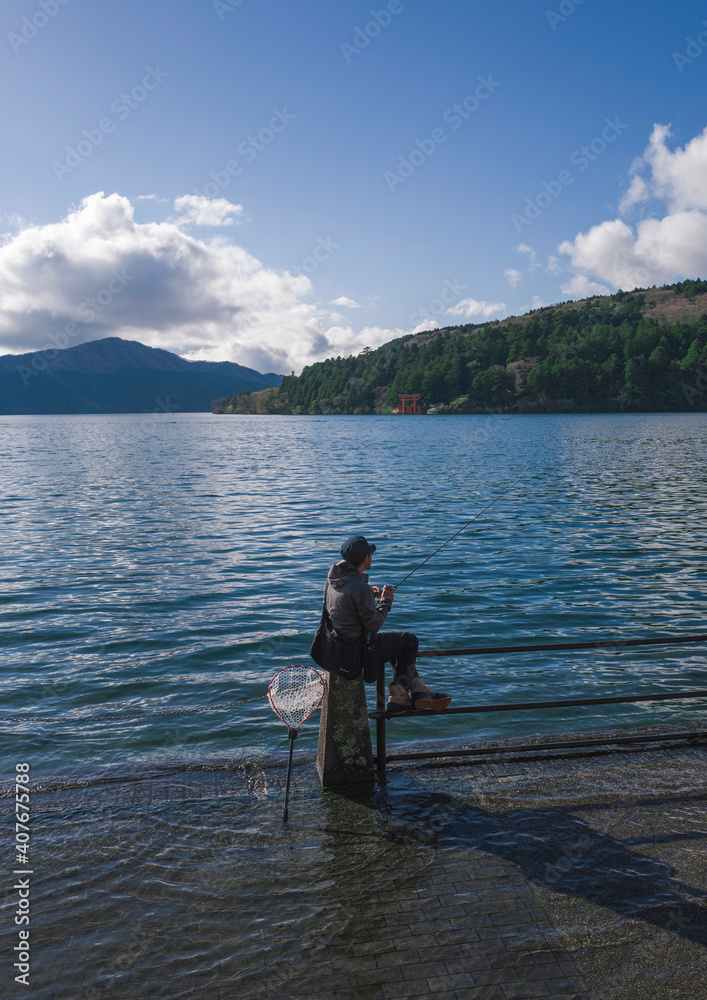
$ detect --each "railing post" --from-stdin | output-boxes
[375,672,386,773]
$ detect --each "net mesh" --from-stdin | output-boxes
[268,665,324,730]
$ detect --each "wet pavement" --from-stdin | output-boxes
[280,725,707,1000]
[26,723,707,1000]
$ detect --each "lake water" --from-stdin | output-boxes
[2,411,707,784]
[3,412,707,999]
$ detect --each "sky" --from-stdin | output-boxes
[1,0,707,374]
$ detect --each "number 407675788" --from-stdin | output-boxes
[15,763,30,865]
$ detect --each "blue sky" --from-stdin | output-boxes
[1,0,706,373]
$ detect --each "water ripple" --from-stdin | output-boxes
[2,412,707,781]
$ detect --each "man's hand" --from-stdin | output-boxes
[371,585,381,598]
[381,585,395,603]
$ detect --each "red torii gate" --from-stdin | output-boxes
[398,394,421,414]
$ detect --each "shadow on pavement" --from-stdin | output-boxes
[324,774,707,948]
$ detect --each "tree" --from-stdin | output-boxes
[471,366,515,406]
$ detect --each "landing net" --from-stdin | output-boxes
[268,665,324,731]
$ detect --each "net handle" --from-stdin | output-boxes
[267,665,325,731]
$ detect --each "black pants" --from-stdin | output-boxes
[376,631,420,688]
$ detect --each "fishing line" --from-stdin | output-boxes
[394,478,520,590]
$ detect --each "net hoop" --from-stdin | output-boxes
[268,665,325,731]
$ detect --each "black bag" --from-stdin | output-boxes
[361,631,382,684]
[310,603,363,681]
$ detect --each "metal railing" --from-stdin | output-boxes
[370,632,707,771]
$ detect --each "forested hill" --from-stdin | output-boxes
[213,280,707,415]
[0,337,282,414]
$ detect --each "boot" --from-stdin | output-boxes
[410,679,451,712]
[387,683,413,714]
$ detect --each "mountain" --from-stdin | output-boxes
[0,337,282,414]
[213,279,707,415]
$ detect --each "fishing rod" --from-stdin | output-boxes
[394,479,520,590]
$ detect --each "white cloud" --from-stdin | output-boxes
[319,323,409,356]
[618,174,649,214]
[559,275,611,297]
[0,192,413,373]
[516,243,539,268]
[173,194,244,226]
[504,268,523,287]
[4,212,28,232]
[330,295,362,308]
[633,123,707,212]
[445,298,508,319]
[559,123,707,292]
[519,295,550,313]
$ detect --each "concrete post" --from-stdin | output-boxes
[317,672,375,788]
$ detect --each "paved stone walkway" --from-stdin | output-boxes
[364,727,707,1000]
[24,723,707,999]
[275,724,707,1000]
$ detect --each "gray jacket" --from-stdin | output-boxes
[324,560,392,641]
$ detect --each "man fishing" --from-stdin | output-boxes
[324,535,452,713]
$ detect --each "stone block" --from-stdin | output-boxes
[317,672,375,787]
